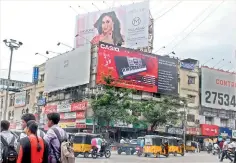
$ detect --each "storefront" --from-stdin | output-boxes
[219,127,232,138]
[186,127,200,141]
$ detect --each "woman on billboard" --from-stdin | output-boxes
[91,11,124,46]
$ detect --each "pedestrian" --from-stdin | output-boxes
[44,113,68,163]
[20,113,45,139]
[17,120,48,163]
[220,138,233,163]
[0,120,18,163]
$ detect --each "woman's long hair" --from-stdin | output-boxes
[94,11,124,46]
[27,120,42,152]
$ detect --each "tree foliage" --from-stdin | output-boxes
[91,75,142,127]
[142,96,186,131]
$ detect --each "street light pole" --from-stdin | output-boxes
[183,104,186,150]
[2,39,23,120]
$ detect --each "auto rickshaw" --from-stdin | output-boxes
[165,137,178,156]
[176,137,185,156]
[185,140,196,153]
[143,135,169,158]
[71,133,99,158]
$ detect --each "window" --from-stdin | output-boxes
[188,76,195,84]
[40,74,45,82]
[26,90,31,104]
[0,98,3,108]
[220,119,228,127]
[187,95,195,103]
[9,95,15,106]
[205,117,213,125]
[187,114,195,122]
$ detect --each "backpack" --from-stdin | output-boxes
[1,135,18,163]
[50,128,75,163]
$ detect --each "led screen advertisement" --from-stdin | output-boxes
[201,67,236,110]
[96,42,178,94]
[44,46,91,93]
[75,1,149,49]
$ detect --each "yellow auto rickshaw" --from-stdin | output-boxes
[175,137,185,156]
[143,135,169,158]
[185,140,196,153]
[165,137,178,156]
[71,133,99,158]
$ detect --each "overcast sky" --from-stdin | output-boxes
[0,0,236,82]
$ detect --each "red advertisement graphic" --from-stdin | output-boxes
[71,101,88,111]
[186,127,200,135]
[200,124,219,136]
[97,42,158,93]
[44,105,57,114]
[76,112,86,119]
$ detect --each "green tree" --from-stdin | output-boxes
[142,96,186,131]
[91,75,142,128]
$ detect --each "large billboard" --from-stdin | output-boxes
[14,91,26,107]
[45,46,91,92]
[201,67,236,110]
[75,1,149,49]
[96,42,178,94]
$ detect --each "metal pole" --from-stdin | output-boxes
[3,47,14,120]
[183,104,186,151]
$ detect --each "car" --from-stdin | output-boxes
[130,139,138,145]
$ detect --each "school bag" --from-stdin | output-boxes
[50,128,75,163]
[1,135,18,163]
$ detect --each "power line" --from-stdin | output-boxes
[153,1,183,21]
[0,69,31,75]
[171,0,225,50]
[157,1,214,53]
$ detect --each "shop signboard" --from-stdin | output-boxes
[219,127,232,138]
[60,111,85,119]
[57,101,71,113]
[200,124,219,136]
[167,127,183,135]
[44,105,57,114]
[186,127,200,135]
[71,101,88,111]
[232,130,236,139]
[14,91,26,107]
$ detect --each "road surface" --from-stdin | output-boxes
[75,151,232,163]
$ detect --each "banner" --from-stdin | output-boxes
[96,42,178,94]
[200,124,219,136]
[71,101,88,111]
[60,111,85,119]
[14,91,26,107]
[201,67,236,110]
[44,105,57,114]
[75,1,149,48]
[57,101,71,113]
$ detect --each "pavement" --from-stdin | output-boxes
[75,151,234,163]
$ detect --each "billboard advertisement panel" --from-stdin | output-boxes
[75,1,149,49]
[14,91,26,107]
[201,67,236,110]
[45,46,91,92]
[96,42,178,94]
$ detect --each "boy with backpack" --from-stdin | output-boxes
[0,120,18,163]
[44,112,75,163]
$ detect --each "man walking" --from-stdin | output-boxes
[0,120,18,163]
[20,113,45,139]
[44,112,68,163]
[220,138,233,163]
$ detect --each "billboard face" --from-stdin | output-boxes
[75,1,149,49]
[96,42,178,94]
[45,46,91,92]
[14,91,26,107]
[201,67,236,110]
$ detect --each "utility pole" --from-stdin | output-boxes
[183,104,186,150]
[2,39,23,120]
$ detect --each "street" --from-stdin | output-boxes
[75,152,228,163]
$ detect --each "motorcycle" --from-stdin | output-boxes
[207,146,213,154]
[91,144,111,159]
[135,146,143,157]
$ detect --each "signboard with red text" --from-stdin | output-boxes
[60,112,85,120]
[201,67,236,110]
[200,124,219,136]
